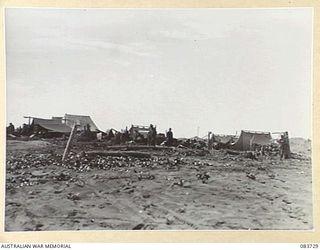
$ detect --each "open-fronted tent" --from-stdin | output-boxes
[64,114,100,132]
[230,130,272,151]
[32,117,72,133]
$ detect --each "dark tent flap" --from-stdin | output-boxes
[33,118,72,133]
[37,123,72,133]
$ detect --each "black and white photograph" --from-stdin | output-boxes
[5,8,313,231]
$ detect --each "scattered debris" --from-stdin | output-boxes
[67,193,81,201]
[282,199,292,205]
[87,151,151,159]
[5,135,312,231]
[54,172,71,181]
[132,223,145,230]
[75,179,85,187]
[196,172,210,183]
[177,207,186,213]
[142,193,151,199]
[246,172,256,180]
[138,172,155,180]
[166,216,175,225]
[171,179,191,188]
[31,170,49,177]
[54,188,64,194]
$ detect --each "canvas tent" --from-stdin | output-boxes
[64,114,100,132]
[32,118,72,133]
[230,130,272,151]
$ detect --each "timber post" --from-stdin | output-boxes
[62,124,78,162]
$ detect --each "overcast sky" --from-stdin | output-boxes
[5,8,312,138]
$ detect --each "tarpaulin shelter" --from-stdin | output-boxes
[212,134,236,144]
[32,118,72,133]
[230,130,272,151]
[64,114,100,132]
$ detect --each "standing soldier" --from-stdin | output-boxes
[279,132,291,159]
[21,123,30,136]
[123,127,130,142]
[115,132,121,145]
[152,125,157,146]
[6,123,15,134]
[283,132,291,159]
[166,128,173,146]
[148,124,154,146]
[86,124,91,132]
[279,134,285,159]
[107,129,114,140]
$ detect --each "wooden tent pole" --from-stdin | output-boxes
[62,124,78,162]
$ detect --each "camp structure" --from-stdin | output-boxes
[129,125,150,140]
[229,130,272,151]
[212,134,237,144]
[209,133,237,150]
[28,113,100,135]
[64,114,100,132]
[31,117,72,137]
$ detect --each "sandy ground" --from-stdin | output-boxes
[5,139,312,231]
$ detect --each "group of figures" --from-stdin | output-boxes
[147,124,157,146]
[147,124,173,146]
[6,123,31,136]
[104,125,174,146]
[7,121,291,158]
[249,133,291,159]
